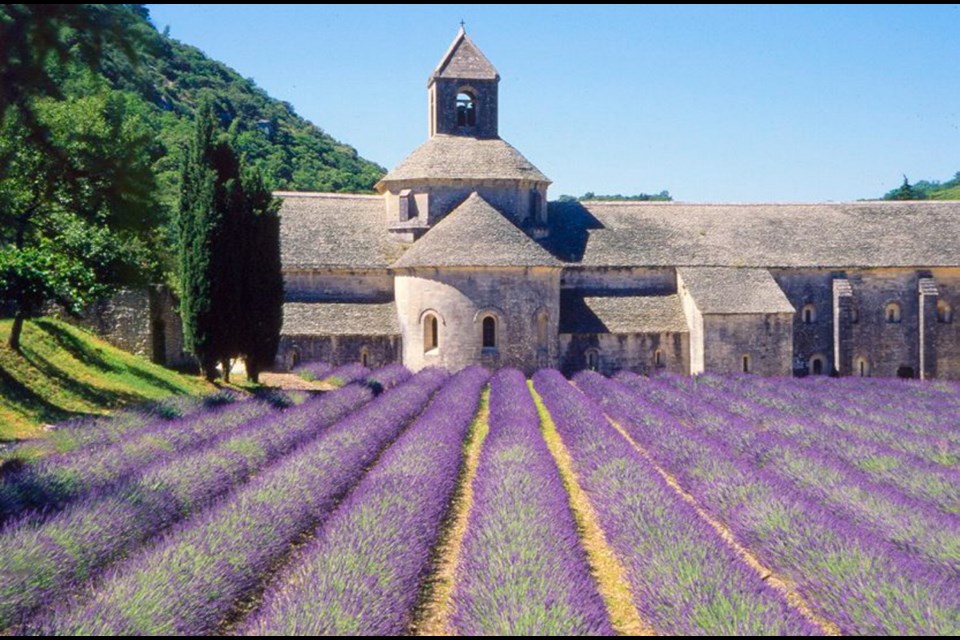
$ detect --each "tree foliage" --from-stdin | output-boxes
[0,92,160,351]
[178,103,281,382]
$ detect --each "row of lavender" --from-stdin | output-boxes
[577,372,960,634]
[0,365,414,632]
[621,372,960,572]
[36,367,445,635]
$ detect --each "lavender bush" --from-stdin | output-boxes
[576,371,960,634]
[534,370,819,635]
[244,366,487,635]
[0,384,375,629]
[32,368,449,635]
[450,368,612,635]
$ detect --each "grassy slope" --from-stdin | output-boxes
[0,318,209,441]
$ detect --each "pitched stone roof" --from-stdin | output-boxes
[392,192,562,269]
[677,267,795,314]
[282,302,400,336]
[546,200,960,268]
[560,293,688,334]
[376,135,550,188]
[430,27,499,82]
[277,193,406,269]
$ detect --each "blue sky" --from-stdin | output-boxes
[146,4,959,202]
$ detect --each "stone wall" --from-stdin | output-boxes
[283,269,393,302]
[561,267,675,294]
[277,334,401,371]
[394,266,560,374]
[429,77,499,139]
[558,332,688,376]
[702,313,794,376]
[931,268,960,377]
[384,179,548,228]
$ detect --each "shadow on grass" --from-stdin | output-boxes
[0,363,90,440]
[35,319,191,396]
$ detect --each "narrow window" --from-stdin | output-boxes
[398,189,413,222]
[424,314,439,353]
[855,357,869,377]
[654,349,663,367]
[885,302,902,324]
[482,316,497,349]
[586,349,600,372]
[938,300,953,323]
[456,91,476,127]
[802,304,816,325]
[811,357,823,375]
[360,348,369,368]
[530,189,542,224]
[536,310,549,348]
[742,354,751,374]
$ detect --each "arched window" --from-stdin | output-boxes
[654,349,664,368]
[482,315,497,349]
[456,91,476,127]
[802,304,817,325]
[742,354,751,374]
[885,302,902,324]
[586,349,600,372]
[938,300,953,323]
[809,354,825,375]
[360,347,369,368]
[423,313,439,353]
[855,356,870,377]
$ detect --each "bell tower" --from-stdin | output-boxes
[428,26,499,139]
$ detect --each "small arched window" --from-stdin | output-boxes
[586,349,600,372]
[885,302,902,324]
[855,356,870,377]
[360,348,369,368]
[809,354,825,376]
[742,354,751,374]
[654,349,664,368]
[482,316,497,349]
[802,304,817,325]
[938,300,953,323]
[424,313,439,353]
[456,91,476,127]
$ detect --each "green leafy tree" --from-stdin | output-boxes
[0,94,160,351]
[884,175,927,201]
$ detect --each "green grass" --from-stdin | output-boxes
[0,317,210,441]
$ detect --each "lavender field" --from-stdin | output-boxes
[2,367,958,635]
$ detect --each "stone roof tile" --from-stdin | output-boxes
[677,267,795,314]
[560,293,689,334]
[392,192,562,269]
[277,193,407,269]
[282,301,400,336]
[430,27,499,82]
[547,200,960,268]
[377,135,550,187]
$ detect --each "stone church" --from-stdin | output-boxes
[275,27,960,379]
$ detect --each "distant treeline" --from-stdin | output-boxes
[882,173,960,200]
[557,191,673,202]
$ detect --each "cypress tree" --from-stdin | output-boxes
[179,101,282,383]
[240,169,282,384]
[178,101,219,380]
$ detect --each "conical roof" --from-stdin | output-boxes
[392,193,561,269]
[430,26,499,82]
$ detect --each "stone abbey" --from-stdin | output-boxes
[270,29,960,378]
